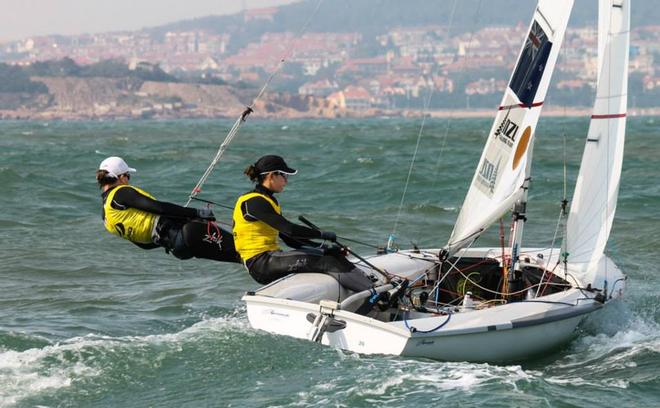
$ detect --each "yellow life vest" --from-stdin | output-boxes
[232,191,282,261]
[103,185,159,244]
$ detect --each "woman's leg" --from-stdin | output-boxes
[181,220,241,263]
[246,249,373,291]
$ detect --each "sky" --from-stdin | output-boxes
[0,0,300,42]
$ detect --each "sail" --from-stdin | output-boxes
[565,0,630,284]
[597,0,612,83]
[447,0,574,254]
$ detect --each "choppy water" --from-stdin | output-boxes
[0,117,658,407]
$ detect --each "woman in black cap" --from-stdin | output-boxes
[232,155,373,291]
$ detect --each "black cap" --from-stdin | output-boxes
[254,155,297,175]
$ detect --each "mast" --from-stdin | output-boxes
[506,136,535,294]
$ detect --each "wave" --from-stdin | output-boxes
[257,301,660,408]
[0,309,251,407]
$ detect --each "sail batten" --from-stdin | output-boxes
[447,0,574,255]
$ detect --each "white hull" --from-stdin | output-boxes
[243,247,621,363]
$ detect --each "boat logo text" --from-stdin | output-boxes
[494,110,520,147]
[477,157,500,194]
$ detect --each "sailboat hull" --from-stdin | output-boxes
[243,247,613,363]
[243,288,600,363]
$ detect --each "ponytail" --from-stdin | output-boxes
[96,169,117,188]
[244,164,264,183]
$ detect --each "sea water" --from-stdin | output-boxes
[0,117,658,407]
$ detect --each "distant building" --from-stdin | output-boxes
[465,78,506,95]
[298,79,339,97]
[390,56,420,75]
[432,75,454,93]
[323,91,341,111]
[556,79,590,90]
[343,85,372,110]
[643,75,660,91]
[338,57,389,75]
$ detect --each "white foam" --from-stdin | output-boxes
[339,359,531,396]
[0,345,99,407]
[539,306,660,390]
[0,311,250,406]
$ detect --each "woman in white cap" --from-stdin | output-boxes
[232,155,373,291]
[97,156,239,262]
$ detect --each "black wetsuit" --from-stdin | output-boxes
[102,186,240,263]
[238,185,373,291]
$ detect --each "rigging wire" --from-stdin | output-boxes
[388,0,463,247]
[560,31,571,279]
[184,0,325,207]
[428,0,462,194]
[530,21,573,292]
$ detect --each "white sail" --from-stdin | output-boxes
[447,0,574,254]
[565,0,630,285]
[597,0,612,83]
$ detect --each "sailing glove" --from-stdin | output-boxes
[196,208,216,221]
[320,231,337,242]
[323,244,346,257]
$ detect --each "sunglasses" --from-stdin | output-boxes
[274,171,288,180]
[120,173,131,180]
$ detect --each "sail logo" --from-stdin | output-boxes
[512,126,533,170]
[495,114,519,147]
[477,158,500,194]
[203,230,223,250]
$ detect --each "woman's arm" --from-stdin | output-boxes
[112,187,198,219]
[241,196,322,239]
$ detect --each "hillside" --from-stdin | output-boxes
[153,0,659,51]
[0,76,348,120]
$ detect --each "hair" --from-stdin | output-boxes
[96,169,118,188]
[244,164,266,184]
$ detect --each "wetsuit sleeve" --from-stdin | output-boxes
[113,187,197,219]
[241,196,322,240]
[280,233,317,249]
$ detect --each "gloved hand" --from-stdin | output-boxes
[196,208,216,221]
[320,231,337,242]
[323,244,347,257]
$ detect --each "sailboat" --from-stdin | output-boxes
[242,0,629,362]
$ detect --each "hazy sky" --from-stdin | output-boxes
[0,0,299,42]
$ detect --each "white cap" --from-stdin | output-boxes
[98,156,137,178]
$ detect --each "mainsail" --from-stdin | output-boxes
[565,0,630,284]
[447,0,574,254]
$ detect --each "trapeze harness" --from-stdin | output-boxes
[232,186,373,291]
[102,185,239,262]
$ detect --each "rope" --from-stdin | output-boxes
[456,269,570,297]
[536,207,567,297]
[404,310,451,333]
[389,0,463,244]
[537,127,570,297]
[428,0,460,192]
[184,0,325,207]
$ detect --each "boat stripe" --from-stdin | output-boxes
[510,304,602,329]
[591,113,627,119]
[498,101,544,110]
